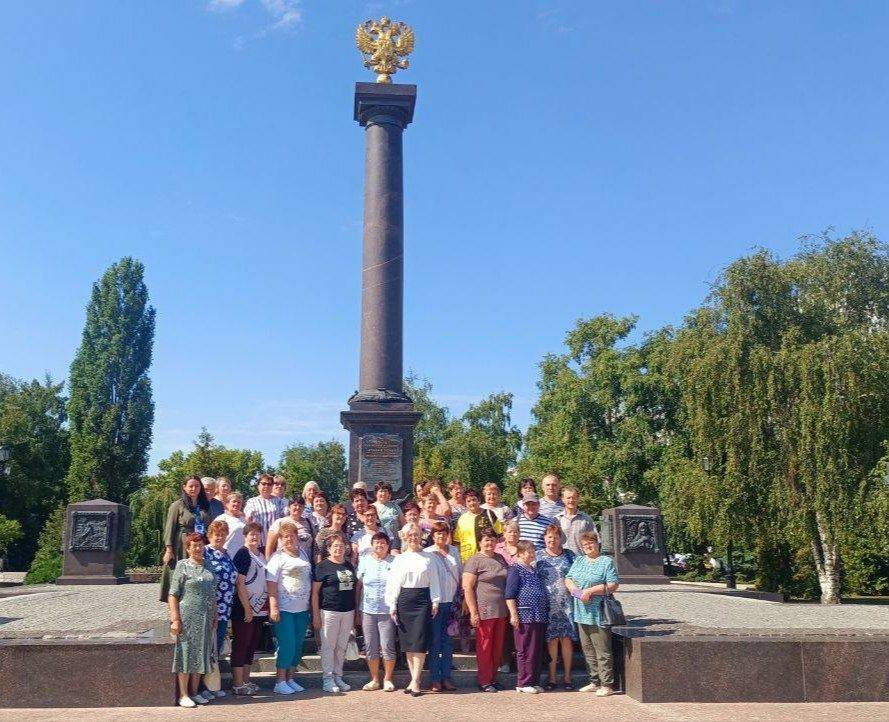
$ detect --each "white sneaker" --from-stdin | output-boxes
[516,686,539,694]
[274,681,295,695]
[286,679,305,693]
[322,678,341,694]
[178,696,197,708]
[579,682,599,693]
[596,685,614,696]
[383,680,396,692]
[334,676,351,691]
[190,694,209,705]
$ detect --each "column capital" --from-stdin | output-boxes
[354,82,417,128]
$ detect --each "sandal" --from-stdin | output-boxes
[441,680,457,692]
[232,684,254,697]
[543,681,557,691]
[563,681,575,691]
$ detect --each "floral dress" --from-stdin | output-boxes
[535,548,578,640]
[170,558,216,673]
[204,546,237,622]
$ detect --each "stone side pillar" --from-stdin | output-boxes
[341,82,421,496]
[57,499,131,585]
[600,504,670,584]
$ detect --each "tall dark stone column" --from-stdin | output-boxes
[341,82,421,496]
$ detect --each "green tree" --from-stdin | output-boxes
[66,257,155,502]
[278,440,347,501]
[438,392,522,490]
[0,375,69,569]
[520,314,674,513]
[405,375,450,481]
[24,504,65,584]
[0,513,23,560]
[127,430,266,567]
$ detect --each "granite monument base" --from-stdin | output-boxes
[0,626,174,707]
[57,499,131,586]
[341,401,421,499]
[616,628,889,702]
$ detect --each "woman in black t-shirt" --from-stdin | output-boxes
[311,535,357,694]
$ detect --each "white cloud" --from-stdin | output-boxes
[208,0,247,10]
[260,0,302,30]
[207,0,303,43]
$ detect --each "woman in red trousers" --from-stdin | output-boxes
[462,528,509,692]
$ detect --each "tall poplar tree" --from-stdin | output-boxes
[66,257,155,502]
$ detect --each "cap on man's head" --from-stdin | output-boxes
[352,481,368,491]
[522,491,540,503]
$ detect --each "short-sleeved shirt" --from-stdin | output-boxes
[243,495,285,544]
[373,501,401,538]
[314,559,357,612]
[231,547,268,621]
[204,546,237,621]
[215,513,246,557]
[463,552,509,620]
[266,551,312,614]
[518,513,554,550]
[566,554,619,626]
[505,563,549,623]
[555,511,597,556]
[269,516,313,562]
[453,511,502,562]
[357,554,393,615]
[538,497,565,520]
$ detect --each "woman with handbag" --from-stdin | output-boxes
[203,519,238,698]
[312,534,358,694]
[230,522,269,696]
[565,531,619,696]
[160,476,213,602]
[425,520,462,692]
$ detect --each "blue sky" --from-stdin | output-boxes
[2,1,887,472]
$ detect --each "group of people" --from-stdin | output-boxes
[163,471,618,708]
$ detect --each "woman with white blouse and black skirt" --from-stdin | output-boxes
[384,522,441,697]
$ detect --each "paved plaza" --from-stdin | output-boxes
[0,696,887,721]
[2,582,887,640]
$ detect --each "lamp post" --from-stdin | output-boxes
[0,445,10,476]
[702,455,736,589]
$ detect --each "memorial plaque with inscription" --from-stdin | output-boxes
[359,433,403,491]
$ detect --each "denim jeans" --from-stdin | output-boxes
[428,601,453,682]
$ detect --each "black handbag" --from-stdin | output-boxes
[598,590,626,628]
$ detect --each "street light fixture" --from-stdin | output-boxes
[700,454,736,589]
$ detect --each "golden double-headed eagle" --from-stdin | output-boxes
[356,17,415,83]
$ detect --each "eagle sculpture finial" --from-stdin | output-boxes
[356,17,415,83]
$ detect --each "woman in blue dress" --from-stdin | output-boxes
[536,523,577,690]
[204,519,237,662]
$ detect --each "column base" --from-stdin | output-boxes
[341,401,421,499]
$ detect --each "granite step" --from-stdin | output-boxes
[221,650,587,675]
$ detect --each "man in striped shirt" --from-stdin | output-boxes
[517,492,554,550]
[244,473,285,544]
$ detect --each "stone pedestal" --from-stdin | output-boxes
[599,504,669,584]
[57,499,131,585]
[341,82,421,495]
